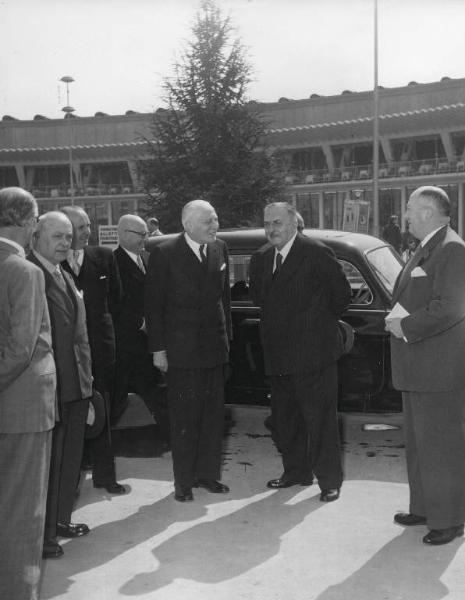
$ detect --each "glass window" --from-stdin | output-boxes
[338,259,373,305]
[229,255,251,300]
[366,246,403,295]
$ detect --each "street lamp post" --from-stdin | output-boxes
[60,76,75,204]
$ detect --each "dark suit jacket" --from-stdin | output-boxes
[61,245,122,376]
[113,245,149,356]
[249,233,351,376]
[390,225,465,392]
[0,241,56,433]
[145,234,232,369]
[28,253,93,404]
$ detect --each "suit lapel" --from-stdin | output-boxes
[392,226,448,302]
[116,246,145,282]
[175,234,206,281]
[271,234,305,290]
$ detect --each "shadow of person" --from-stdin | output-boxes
[40,489,207,599]
[119,487,320,595]
[315,528,463,600]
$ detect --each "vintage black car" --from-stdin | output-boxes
[146,229,404,412]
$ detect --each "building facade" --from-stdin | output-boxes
[2,76,465,242]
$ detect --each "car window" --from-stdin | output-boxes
[338,259,373,305]
[229,255,252,300]
[365,246,403,295]
[228,254,373,305]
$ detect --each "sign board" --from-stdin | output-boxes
[98,225,118,247]
[342,198,370,233]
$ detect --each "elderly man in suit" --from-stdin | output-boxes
[386,186,465,545]
[29,212,93,559]
[249,202,351,502]
[0,188,56,600]
[60,205,125,495]
[112,214,170,442]
[145,200,231,502]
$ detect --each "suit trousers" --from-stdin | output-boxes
[44,399,88,540]
[112,350,170,440]
[87,365,117,485]
[270,362,343,490]
[0,430,51,600]
[167,365,225,490]
[403,390,465,529]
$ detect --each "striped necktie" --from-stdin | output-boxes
[199,244,208,268]
[137,254,146,274]
[273,252,283,277]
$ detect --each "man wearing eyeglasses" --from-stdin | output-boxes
[112,214,170,445]
[60,206,125,496]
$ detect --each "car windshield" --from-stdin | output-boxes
[365,246,403,294]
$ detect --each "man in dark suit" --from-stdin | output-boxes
[387,186,465,545]
[0,188,56,599]
[30,211,93,559]
[145,200,231,502]
[249,202,351,502]
[60,205,126,495]
[112,214,170,442]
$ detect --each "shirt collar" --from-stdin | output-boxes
[184,232,205,260]
[120,246,141,265]
[32,249,59,276]
[0,236,25,258]
[67,248,84,265]
[275,232,298,261]
[420,225,447,247]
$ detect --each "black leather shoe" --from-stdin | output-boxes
[423,525,464,545]
[394,512,427,526]
[94,482,127,494]
[56,522,90,538]
[194,479,230,493]
[174,488,194,502]
[43,538,64,559]
[267,477,299,489]
[320,488,340,502]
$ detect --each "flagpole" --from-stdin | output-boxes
[372,0,380,236]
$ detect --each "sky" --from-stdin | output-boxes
[1,0,465,121]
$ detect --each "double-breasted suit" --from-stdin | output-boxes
[62,245,122,485]
[249,233,351,490]
[145,234,231,491]
[0,240,56,600]
[28,251,93,540]
[390,225,465,529]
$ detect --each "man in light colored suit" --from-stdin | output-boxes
[0,187,56,600]
[387,186,465,545]
[30,212,93,559]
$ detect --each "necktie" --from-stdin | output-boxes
[273,252,283,277]
[53,266,67,291]
[70,250,80,276]
[137,254,146,274]
[199,244,208,267]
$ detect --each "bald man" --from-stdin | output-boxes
[29,212,93,559]
[145,200,232,502]
[112,215,170,443]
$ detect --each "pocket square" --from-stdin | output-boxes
[220,263,227,271]
[411,266,427,278]
[99,275,107,280]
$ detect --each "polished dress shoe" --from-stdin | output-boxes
[319,488,340,502]
[43,538,64,559]
[394,512,427,526]
[267,477,313,489]
[94,481,127,494]
[174,488,194,502]
[423,525,464,546]
[194,479,230,493]
[56,522,90,538]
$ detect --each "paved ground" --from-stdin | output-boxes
[40,403,465,600]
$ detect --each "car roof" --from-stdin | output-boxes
[145,228,388,255]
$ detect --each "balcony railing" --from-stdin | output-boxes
[30,183,144,199]
[284,158,465,185]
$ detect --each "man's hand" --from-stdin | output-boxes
[153,350,168,372]
[385,317,405,339]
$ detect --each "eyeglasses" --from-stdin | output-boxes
[125,229,148,238]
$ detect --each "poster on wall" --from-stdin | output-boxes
[342,197,370,233]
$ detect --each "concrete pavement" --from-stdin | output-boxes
[40,404,465,600]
